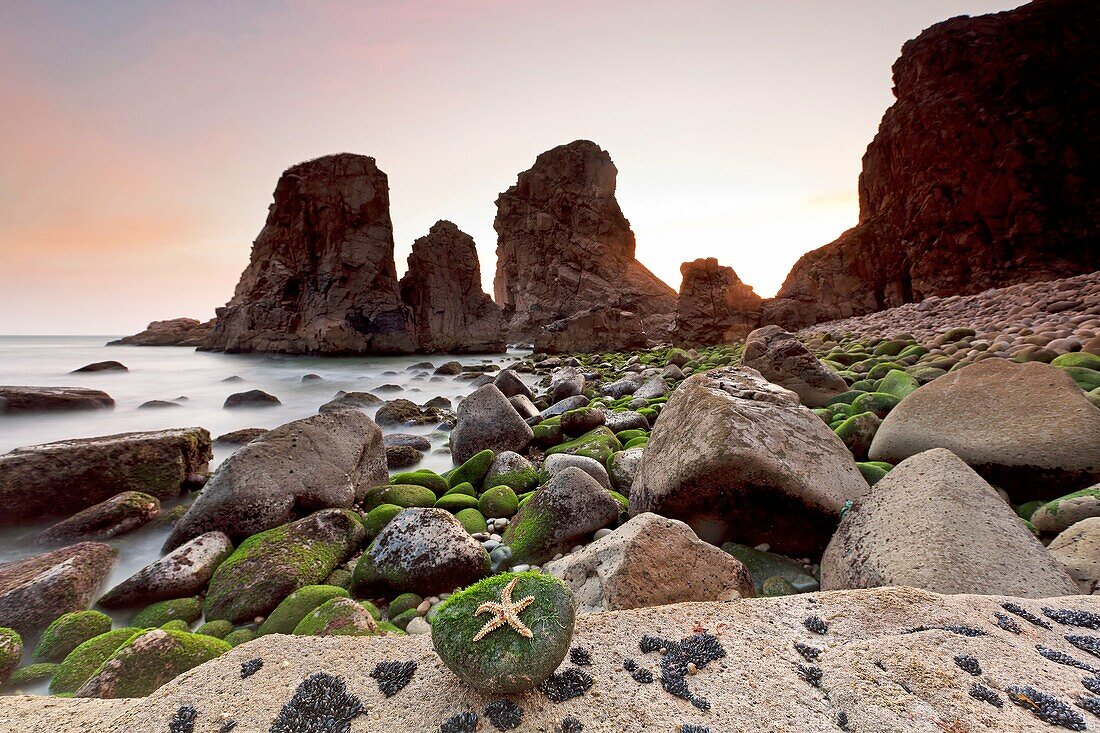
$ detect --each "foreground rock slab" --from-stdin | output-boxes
[822,449,1079,598]
[630,367,866,555]
[0,543,117,636]
[0,386,114,414]
[8,587,1100,732]
[869,358,1100,498]
[0,428,211,524]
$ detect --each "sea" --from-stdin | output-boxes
[0,335,531,689]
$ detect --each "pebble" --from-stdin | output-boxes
[483,539,501,552]
[416,600,431,616]
[405,617,431,635]
[472,532,491,541]
[594,528,613,540]
[755,543,770,552]
[512,564,531,572]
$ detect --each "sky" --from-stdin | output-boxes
[0,0,1024,335]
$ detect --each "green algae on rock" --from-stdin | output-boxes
[5,662,57,688]
[74,628,230,698]
[0,628,21,685]
[292,597,384,637]
[50,628,142,694]
[448,450,495,489]
[478,486,519,518]
[431,572,575,694]
[389,470,449,497]
[132,597,202,628]
[258,585,351,636]
[31,610,112,664]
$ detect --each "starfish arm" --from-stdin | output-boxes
[473,615,506,642]
[475,601,505,617]
[512,596,535,613]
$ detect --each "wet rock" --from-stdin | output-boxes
[449,384,533,464]
[399,220,505,353]
[606,446,644,494]
[386,445,422,469]
[630,367,866,555]
[1048,518,1100,593]
[1030,484,1100,534]
[375,398,451,427]
[550,367,585,403]
[0,629,21,686]
[383,434,432,451]
[494,369,533,400]
[202,154,415,355]
[318,390,382,413]
[822,448,1079,597]
[213,428,268,446]
[543,454,611,490]
[546,513,755,613]
[74,629,229,698]
[0,386,114,415]
[293,597,384,637]
[109,318,215,347]
[223,389,280,408]
[674,258,761,347]
[36,491,160,545]
[0,542,117,636]
[353,508,490,597]
[98,532,234,609]
[0,428,211,525]
[741,326,848,407]
[869,359,1100,499]
[31,610,113,664]
[204,509,365,623]
[484,451,539,494]
[166,410,385,549]
[71,361,127,373]
[493,140,676,344]
[508,395,540,420]
[503,467,620,566]
[722,543,819,595]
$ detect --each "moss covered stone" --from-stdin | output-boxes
[1016,500,1046,521]
[623,436,648,449]
[389,470,449,497]
[1052,353,1100,371]
[876,370,920,400]
[722,543,819,594]
[363,503,405,540]
[132,597,202,628]
[544,426,622,464]
[478,486,519,518]
[532,423,563,447]
[195,620,233,639]
[389,608,419,631]
[834,411,882,461]
[435,493,480,512]
[484,453,540,494]
[614,429,647,444]
[204,509,364,624]
[223,628,255,647]
[455,508,488,535]
[1059,366,1100,391]
[448,450,495,490]
[326,568,353,589]
[444,482,476,497]
[292,597,383,637]
[856,462,890,486]
[850,391,901,419]
[761,576,798,597]
[363,484,438,511]
[608,490,629,511]
[0,628,21,685]
[431,572,575,694]
[6,662,57,688]
[50,628,141,694]
[31,610,112,664]
[258,585,351,636]
[388,593,423,619]
[75,629,230,698]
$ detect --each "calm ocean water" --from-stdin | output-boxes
[0,336,530,682]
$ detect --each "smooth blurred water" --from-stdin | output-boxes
[0,336,533,686]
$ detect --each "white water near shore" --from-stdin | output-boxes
[0,336,532,688]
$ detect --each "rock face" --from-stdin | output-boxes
[741,326,849,407]
[629,367,866,555]
[763,0,1100,328]
[545,513,755,613]
[821,449,1079,598]
[202,154,415,354]
[673,258,762,347]
[534,307,649,354]
[98,532,234,608]
[493,140,676,345]
[868,358,1100,498]
[0,428,211,525]
[0,543,117,636]
[166,410,386,550]
[0,386,114,414]
[108,318,214,347]
[398,220,505,353]
[15,586,1100,732]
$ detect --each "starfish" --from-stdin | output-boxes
[472,576,535,642]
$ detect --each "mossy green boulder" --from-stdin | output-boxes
[50,628,141,694]
[856,461,892,486]
[6,662,57,688]
[388,592,423,619]
[0,628,21,685]
[132,597,202,628]
[204,509,364,624]
[722,543,819,594]
[292,597,384,637]
[431,572,575,694]
[74,628,229,698]
[1060,366,1100,392]
[1016,500,1046,521]
[850,391,901,419]
[1052,352,1100,371]
[435,493,480,512]
[389,470,448,496]
[483,452,539,493]
[455,508,488,535]
[31,610,112,663]
[448,450,495,489]
[325,568,353,589]
[258,585,350,636]
[223,628,255,647]
[478,486,519,518]
[834,411,882,461]
[363,484,437,511]
[363,503,404,540]
[195,620,233,639]
[443,482,476,497]
[544,426,622,464]
[876,370,920,400]
[761,576,798,597]
[1031,484,1100,533]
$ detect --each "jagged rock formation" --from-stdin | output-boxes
[535,306,648,354]
[493,140,677,346]
[764,0,1100,328]
[202,154,415,354]
[398,221,505,353]
[673,258,761,347]
[109,318,214,347]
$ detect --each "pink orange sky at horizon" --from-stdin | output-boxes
[0,0,1023,335]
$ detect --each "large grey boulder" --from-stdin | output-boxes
[503,467,621,565]
[0,543,117,636]
[352,508,489,597]
[165,410,386,550]
[741,326,848,407]
[0,428,210,525]
[629,367,866,555]
[448,384,533,464]
[98,532,234,608]
[545,513,755,613]
[869,358,1100,498]
[0,386,114,414]
[821,448,1079,598]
